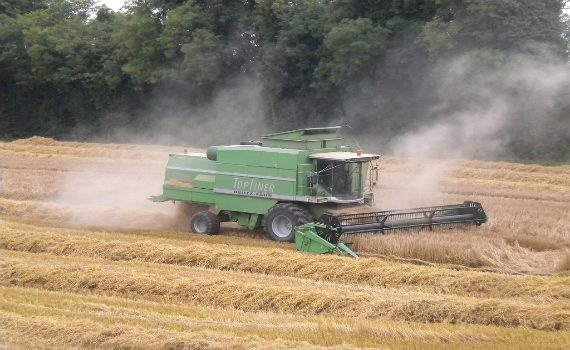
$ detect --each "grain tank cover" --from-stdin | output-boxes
[261,126,344,150]
[310,152,380,162]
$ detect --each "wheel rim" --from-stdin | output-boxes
[272,214,293,238]
[193,217,208,233]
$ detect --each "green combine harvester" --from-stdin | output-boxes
[151,126,487,258]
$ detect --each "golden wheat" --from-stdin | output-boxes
[1,136,196,161]
[2,219,569,300]
[3,250,569,330]
[2,137,570,349]
[2,286,569,350]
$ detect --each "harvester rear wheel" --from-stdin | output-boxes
[264,203,311,242]
[190,211,220,235]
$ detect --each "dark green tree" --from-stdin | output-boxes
[0,0,568,161]
[314,18,389,89]
[420,0,567,57]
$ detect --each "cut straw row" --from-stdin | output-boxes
[3,286,568,350]
[2,251,569,331]
[2,222,569,300]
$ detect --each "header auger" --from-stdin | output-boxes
[294,201,487,258]
[151,126,487,257]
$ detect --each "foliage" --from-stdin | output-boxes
[314,18,389,89]
[420,0,566,56]
[0,0,569,162]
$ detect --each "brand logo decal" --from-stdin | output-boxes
[233,177,275,198]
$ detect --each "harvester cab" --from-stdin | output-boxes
[151,126,487,256]
[308,152,378,203]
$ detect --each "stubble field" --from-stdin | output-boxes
[1,137,569,349]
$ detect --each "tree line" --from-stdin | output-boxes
[1,0,569,162]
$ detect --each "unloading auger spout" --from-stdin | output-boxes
[294,201,488,258]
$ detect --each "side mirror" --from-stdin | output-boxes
[371,165,379,187]
[308,172,318,187]
[307,172,318,195]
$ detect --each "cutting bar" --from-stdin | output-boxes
[318,201,488,244]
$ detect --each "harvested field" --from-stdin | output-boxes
[1,137,570,349]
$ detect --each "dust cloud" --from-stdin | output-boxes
[58,74,269,231]
[143,76,269,146]
[347,48,570,208]
[52,162,196,231]
[90,75,270,147]
[387,51,570,160]
[61,45,569,220]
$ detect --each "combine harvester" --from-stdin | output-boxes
[151,127,487,258]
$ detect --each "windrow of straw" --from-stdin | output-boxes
[3,286,569,350]
[451,159,570,175]
[363,185,570,273]
[448,167,570,188]
[380,183,570,203]
[0,168,63,200]
[1,136,183,161]
[0,198,73,221]
[379,156,570,176]
[348,230,569,274]
[1,142,569,274]
[0,153,163,175]
[0,198,193,231]
[2,217,281,248]
[381,174,570,194]
[2,313,343,350]
[2,251,569,330]
[2,221,569,300]
[389,168,570,191]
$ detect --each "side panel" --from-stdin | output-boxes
[165,154,216,181]
[160,154,216,205]
[215,195,278,215]
[162,187,215,204]
[212,148,301,214]
[213,168,293,214]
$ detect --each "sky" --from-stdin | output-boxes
[98,0,126,11]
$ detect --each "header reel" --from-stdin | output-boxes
[295,201,488,258]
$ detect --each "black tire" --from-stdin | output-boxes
[190,211,221,235]
[264,203,312,242]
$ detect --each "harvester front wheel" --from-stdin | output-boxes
[190,211,220,235]
[264,203,311,242]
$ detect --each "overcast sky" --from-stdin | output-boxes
[98,0,125,11]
